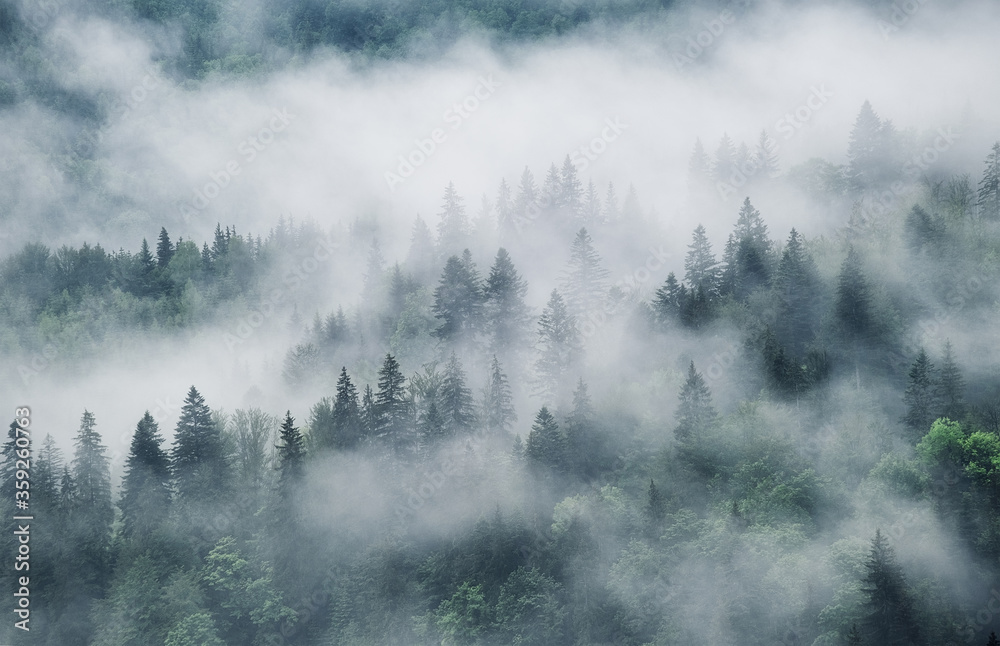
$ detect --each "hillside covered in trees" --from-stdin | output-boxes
[3,0,1000,644]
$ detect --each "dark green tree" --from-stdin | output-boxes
[276,411,306,500]
[652,272,682,326]
[120,411,171,538]
[902,349,938,436]
[70,410,113,590]
[525,407,567,472]
[861,529,918,646]
[724,198,773,298]
[937,340,966,421]
[645,479,667,525]
[986,632,998,646]
[483,248,532,358]
[171,386,228,503]
[440,353,476,435]
[432,252,484,342]
[774,228,820,354]
[835,246,873,340]
[374,354,413,451]
[156,227,175,268]
[333,367,363,450]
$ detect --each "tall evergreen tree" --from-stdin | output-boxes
[515,167,538,221]
[333,367,363,450]
[482,356,516,437]
[156,227,174,268]
[432,252,484,342]
[70,410,113,588]
[439,353,476,435]
[835,246,874,340]
[374,354,413,450]
[496,178,516,241]
[582,179,601,228]
[437,181,470,255]
[713,133,737,185]
[688,138,713,198]
[566,378,600,478]
[542,162,563,209]
[684,224,718,295]
[604,182,619,222]
[561,228,610,317]
[120,411,171,538]
[483,248,532,358]
[977,142,1000,220]
[276,411,306,500]
[171,386,228,503]
[861,529,919,646]
[525,407,566,472]
[652,272,682,325]
[418,400,447,449]
[754,129,780,179]
[360,384,377,441]
[773,228,820,354]
[725,198,773,298]
[560,155,583,217]
[405,215,438,283]
[675,362,717,443]
[535,289,583,402]
[937,340,966,421]
[847,100,885,191]
[645,479,667,525]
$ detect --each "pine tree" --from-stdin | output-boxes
[726,198,773,298]
[406,215,437,283]
[754,129,780,179]
[535,289,583,402]
[276,411,306,500]
[773,228,820,354]
[515,167,538,222]
[483,248,532,358]
[847,101,885,191]
[432,252,484,342]
[34,434,63,511]
[684,224,718,295]
[332,367,363,450]
[645,479,667,524]
[134,237,156,296]
[561,228,610,317]
[482,356,516,437]
[560,155,583,217]
[542,162,563,209]
[360,384,377,441]
[675,362,717,442]
[714,133,737,185]
[418,400,447,449]
[525,407,566,471]
[362,238,386,307]
[70,410,113,589]
[154,227,175,269]
[171,386,228,503]
[977,142,1000,220]
[937,340,966,421]
[652,272,682,326]
[120,411,171,538]
[440,353,476,435]
[437,181,469,255]
[861,529,918,646]
[835,246,873,340]
[566,378,598,477]
[374,354,413,450]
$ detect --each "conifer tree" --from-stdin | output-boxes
[604,182,619,222]
[332,367,363,450]
[977,142,1000,220]
[535,289,583,402]
[937,340,966,421]
[34,434,63,512]
[515,167,538,221]
[70,410,113,589]
[846,624,862,645]
[374,354,413,449]
[725,197,773,298]
[861,529,918,646]
[566,378,599,477]
[652,272,682,325]
[135,237,156,296]
[482,356,516,437]
[835,246,873,340]
[847,101,885,191]
[362,238,386,307]
[688,138,713,197]
[525,407,566,471]
[120,411,171,538]
[418,400,447,452]
[406,216,438,283]
[496,178,516,241]
[582,179,601,228]
[156,227,174,268]
[684,224,718,295]
[276,411,306,500]
[561,228,610,317]
[440,353,476,435]
[987,632,998,646]
[754,129,780,179]
[171,386,228,503]
[483,248,532,358]
[675,362,717,442]
[542,162,563,209]
[645,479,667,524]
[433,252,484,342]
[560,155,583,217]
[360,384,377,441]
[437,181,469,255]
[774,228,820,353]
[714,133,737,185]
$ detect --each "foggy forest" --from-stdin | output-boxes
[1,0,1000,644]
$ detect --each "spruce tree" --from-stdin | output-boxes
[482,356,516,437]
[332,367,363,450]
[406,215,438,283]
[774,228,820,354]
[560,155,583,217]
[684,224,718,295]
[432,252,484,342]
[437,181,469,255]
[726,197,773,298]
[675,362,717,442]
[34,434,63,512]
[535,289,583,402]
[861,529,918,646]
[418,401,447,450]
[156,227,174,268]
[977,142,1000,220]
[439,353,476,435]
[645,479,667,524]
[847,101,885,191]
[688,138,713,198]
[120,411,171,538]
[515,167,538,221]
[754,129,780,179]
[483,248,532,358]
[561,228,610,317]
[714,133,737,185]
[835,246,873,340]
[566,378,598,477]
[937,340,966,421]
[542,162,563,209]
[135,237,156,296]
[374,354,413,450]
[582,180,601,228]
[652,272,682,325]
[276,411,306,500]
[70,410,113,589]
[360,384,377,441]
[171,386,228,503]
[525,407,566,471]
